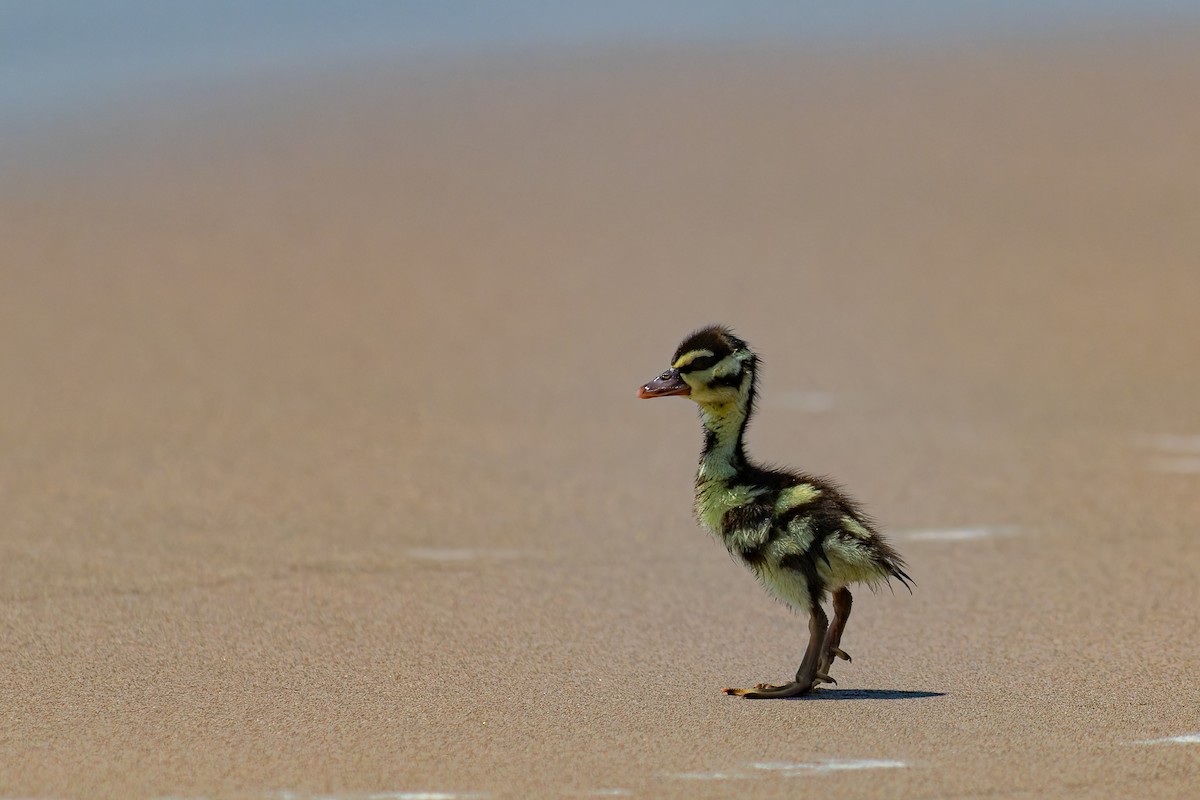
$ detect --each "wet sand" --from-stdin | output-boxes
[3,31,1200,799]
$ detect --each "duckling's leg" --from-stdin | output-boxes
[818,587,854,678]
[724,604,830,698]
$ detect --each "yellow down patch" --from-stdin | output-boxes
[841,516,873,540]
[673,349,714,370]
[775,483,822,514]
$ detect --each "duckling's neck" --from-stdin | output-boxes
[697,399,751,483]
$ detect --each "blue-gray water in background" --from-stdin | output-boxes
[2,0,1198,139]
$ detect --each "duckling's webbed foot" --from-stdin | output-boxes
[725,603,831,699]
[723,681,815,699]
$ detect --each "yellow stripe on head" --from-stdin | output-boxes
[673,349,714,370]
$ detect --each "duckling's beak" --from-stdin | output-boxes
[638,368,691,399]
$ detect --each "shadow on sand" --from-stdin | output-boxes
[800,688,945,701]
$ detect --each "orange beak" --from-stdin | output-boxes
[638,368,691,399]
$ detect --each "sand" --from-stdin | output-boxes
[2,30,1200,800]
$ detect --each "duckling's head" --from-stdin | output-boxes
[638,324,757,410]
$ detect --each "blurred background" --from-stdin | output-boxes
[5,0,1200,151]
[3,3,1200,799]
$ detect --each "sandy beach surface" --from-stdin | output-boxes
[3,29,1200,800]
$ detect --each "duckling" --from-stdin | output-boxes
[638,324,911,698]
